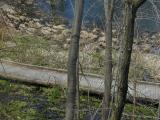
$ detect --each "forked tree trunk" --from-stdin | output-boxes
[102,0,114,120]
[112,0,146,120]
[65,0,84,120]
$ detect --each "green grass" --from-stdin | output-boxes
[0,80,158,120]
[0,80,65,120]
[124,104,157,119]
[0,33,152,82]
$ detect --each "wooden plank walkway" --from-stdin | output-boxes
[0,60,160,101]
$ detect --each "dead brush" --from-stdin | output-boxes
[0,20,8,49]
[0,11,15,49]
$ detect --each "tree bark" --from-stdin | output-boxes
[102,0,114,120]
[65,0,84,120]
[158,100,160,120]
[76,58,80,120]
[112,0,146,120]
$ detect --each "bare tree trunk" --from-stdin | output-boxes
[102,0,114,120]
[65,0,84,120]
[158,100,160,120]
[76,58,80,120]
[112,1,146,120]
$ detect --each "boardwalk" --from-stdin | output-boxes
[0,60,160,101]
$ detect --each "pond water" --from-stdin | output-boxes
[3,0,160,32]
[40,0,160,32]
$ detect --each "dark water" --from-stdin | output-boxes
[3,0,160,32]
[35,0,105,27]
[62,0,105,27]
[38,0,160,32]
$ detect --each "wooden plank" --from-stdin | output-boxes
[0,60,160,100]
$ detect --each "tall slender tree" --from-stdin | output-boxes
[102,0,114,120]
[158,100,160,120]
[65,0,84,120]
[112,0,147,120]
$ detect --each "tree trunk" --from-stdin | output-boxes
[76,58,80,120]
[102,0,114,120]
[112,0,146,120]
[158,100,160,120]
[65,0,84,120]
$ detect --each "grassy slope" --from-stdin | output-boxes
[0,34,149,81]
[0,28,158,119]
